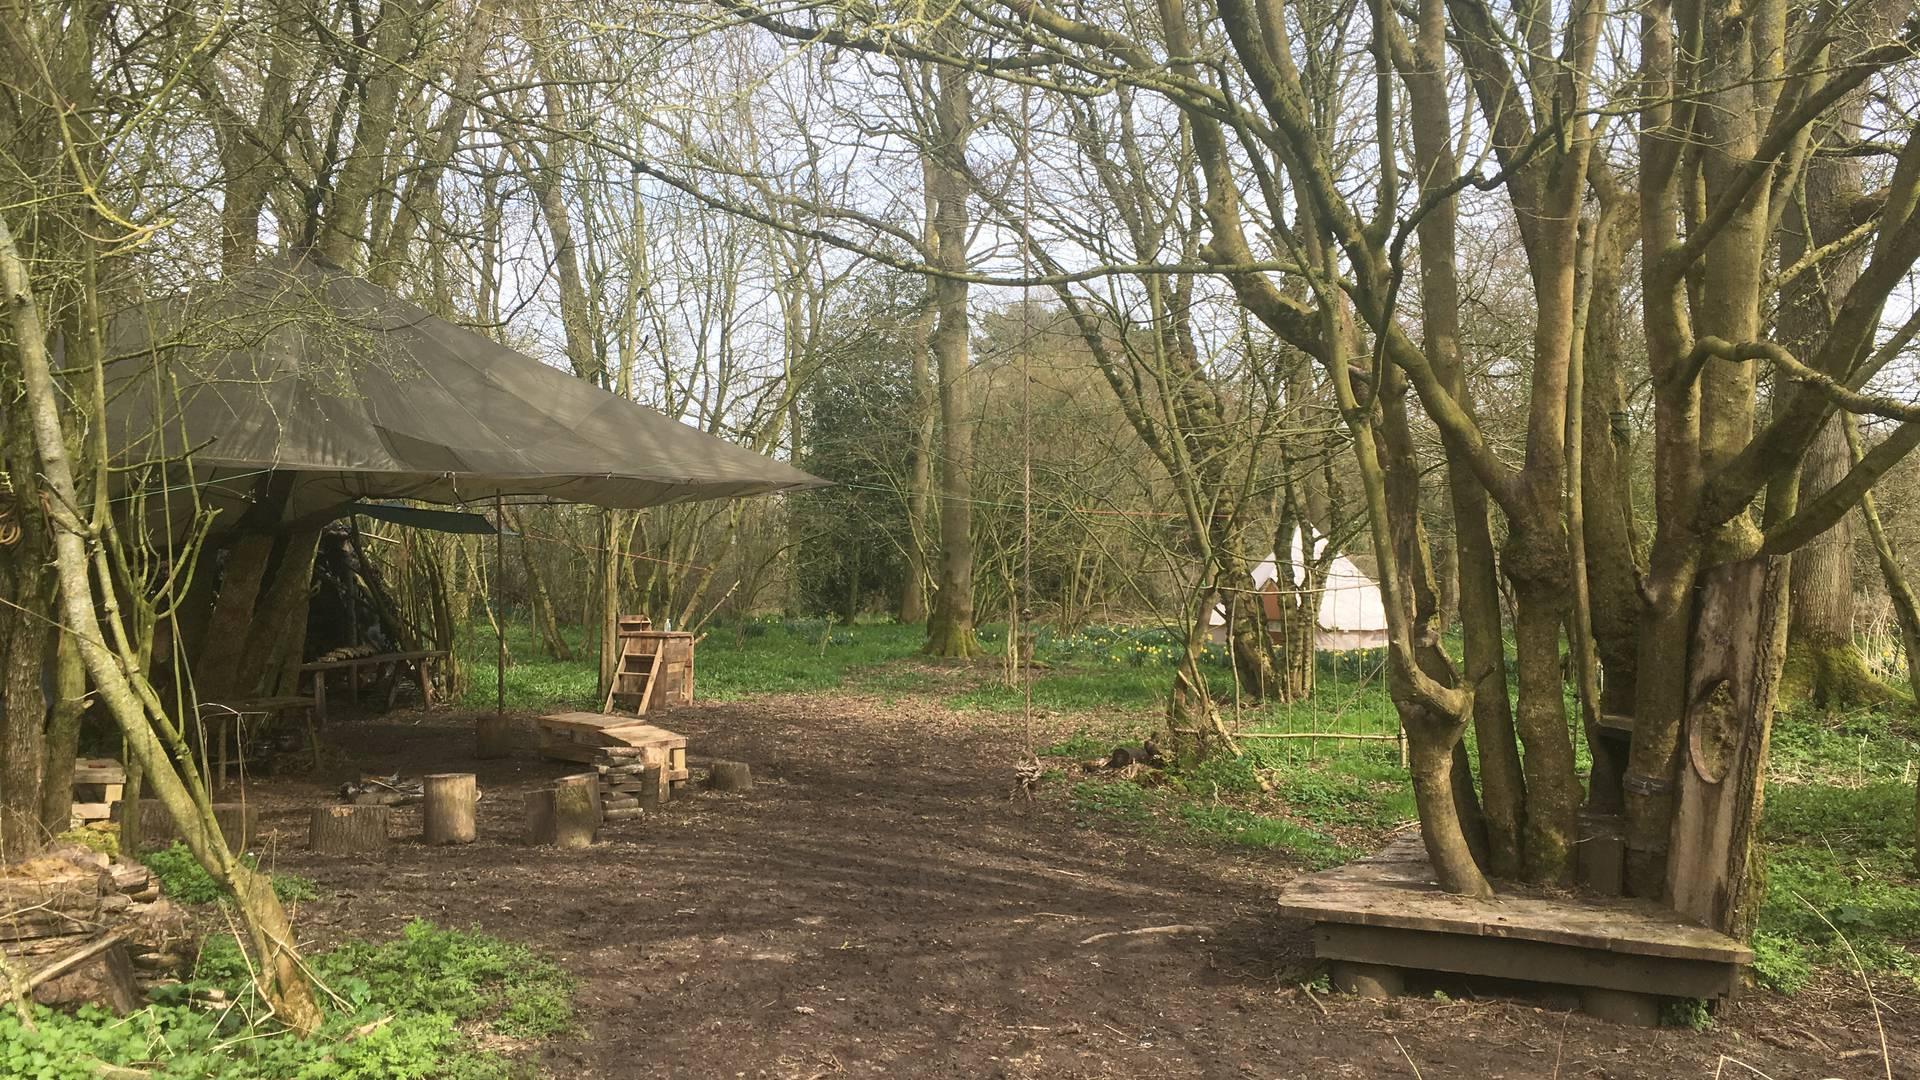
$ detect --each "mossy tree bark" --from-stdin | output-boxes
[36,631,87,835]
[1778,73,1891,711]
[921,41,982,660]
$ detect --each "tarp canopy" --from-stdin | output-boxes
[103,254,824,527]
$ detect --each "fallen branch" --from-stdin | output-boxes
[1078,923,1214,946]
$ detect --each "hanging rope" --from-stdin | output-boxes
[1012,41,1042,797]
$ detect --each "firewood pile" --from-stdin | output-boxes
[339,773,426,806]
[1,845,190,1010]
[588,747,660,820]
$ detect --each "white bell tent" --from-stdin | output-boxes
[1210,528,1389,652]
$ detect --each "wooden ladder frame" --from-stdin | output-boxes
[603,616,658,715]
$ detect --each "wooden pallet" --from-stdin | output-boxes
[602,618,694,716]
[70,759,126,825]
[536,712,690,794]
[1275,835,1751,1025]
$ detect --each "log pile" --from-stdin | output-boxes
[587,747,664,820]
[1,845,190,1011]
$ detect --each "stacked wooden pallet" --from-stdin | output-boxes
[70,758,125,827]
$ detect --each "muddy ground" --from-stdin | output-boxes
[240,694,1915,1079]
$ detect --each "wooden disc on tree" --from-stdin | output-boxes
[706,761,752,793]
[475,715,516,759]
[308,803,391,855]
[422,773,477,845]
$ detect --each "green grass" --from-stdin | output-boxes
[1752,773,1920,992]
[0,921,571,1079]
[140,843,318,904]
[456,617,1920,996]
[455,617,925,710]
[946,668,1171,713]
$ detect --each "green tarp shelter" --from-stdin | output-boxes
[105,253,824,525]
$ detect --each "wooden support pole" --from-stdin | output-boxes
[422,773,477,845]
[308,804,391,854]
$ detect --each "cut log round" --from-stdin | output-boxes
[475,715,516,759]
[705,761,752,793]
[558,772,602,822]
[422,773,478,845]
[308,804,391,855]
[525,783,598,848]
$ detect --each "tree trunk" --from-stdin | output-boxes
[313,0,420,266]
[236,528,324,698]
[1780,103,1886,709]
[0,610,48,858]
[475,714,515,759]
[921,50,981,659]
[599,509,624,696]
[1667,557,1790,937]
[3,214,323,1033]
[36,630,86,836]
[510,507,572,660]
[525,780,597,848]
[1508,554,1581,886]
[706,760,753,792]
[901,269,936,624]
[196,532,275,702]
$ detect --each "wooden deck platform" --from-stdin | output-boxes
[536,712,690,793]
[1275,836,1752,1025]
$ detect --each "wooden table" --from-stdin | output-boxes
[300,649,448,722]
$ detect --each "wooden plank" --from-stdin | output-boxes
[537,743,608,764]
[538,711,630,734]
[300,649,448,672]
[596,722,686,746]
[1275,836,1751,964]
[72,761,125,784]
[1313,923,1741,1000]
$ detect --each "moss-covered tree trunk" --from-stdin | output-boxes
[36,630,86,835]
[1,392,52,857]
[921,45,981,660]
[1778,89,1889,710]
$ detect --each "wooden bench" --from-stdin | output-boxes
[198,694,320,777]
[536,712,689,798]
[1274,836,1751,1025]
[300,649,449,722]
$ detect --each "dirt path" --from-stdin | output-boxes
[255,695,1913,1079]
